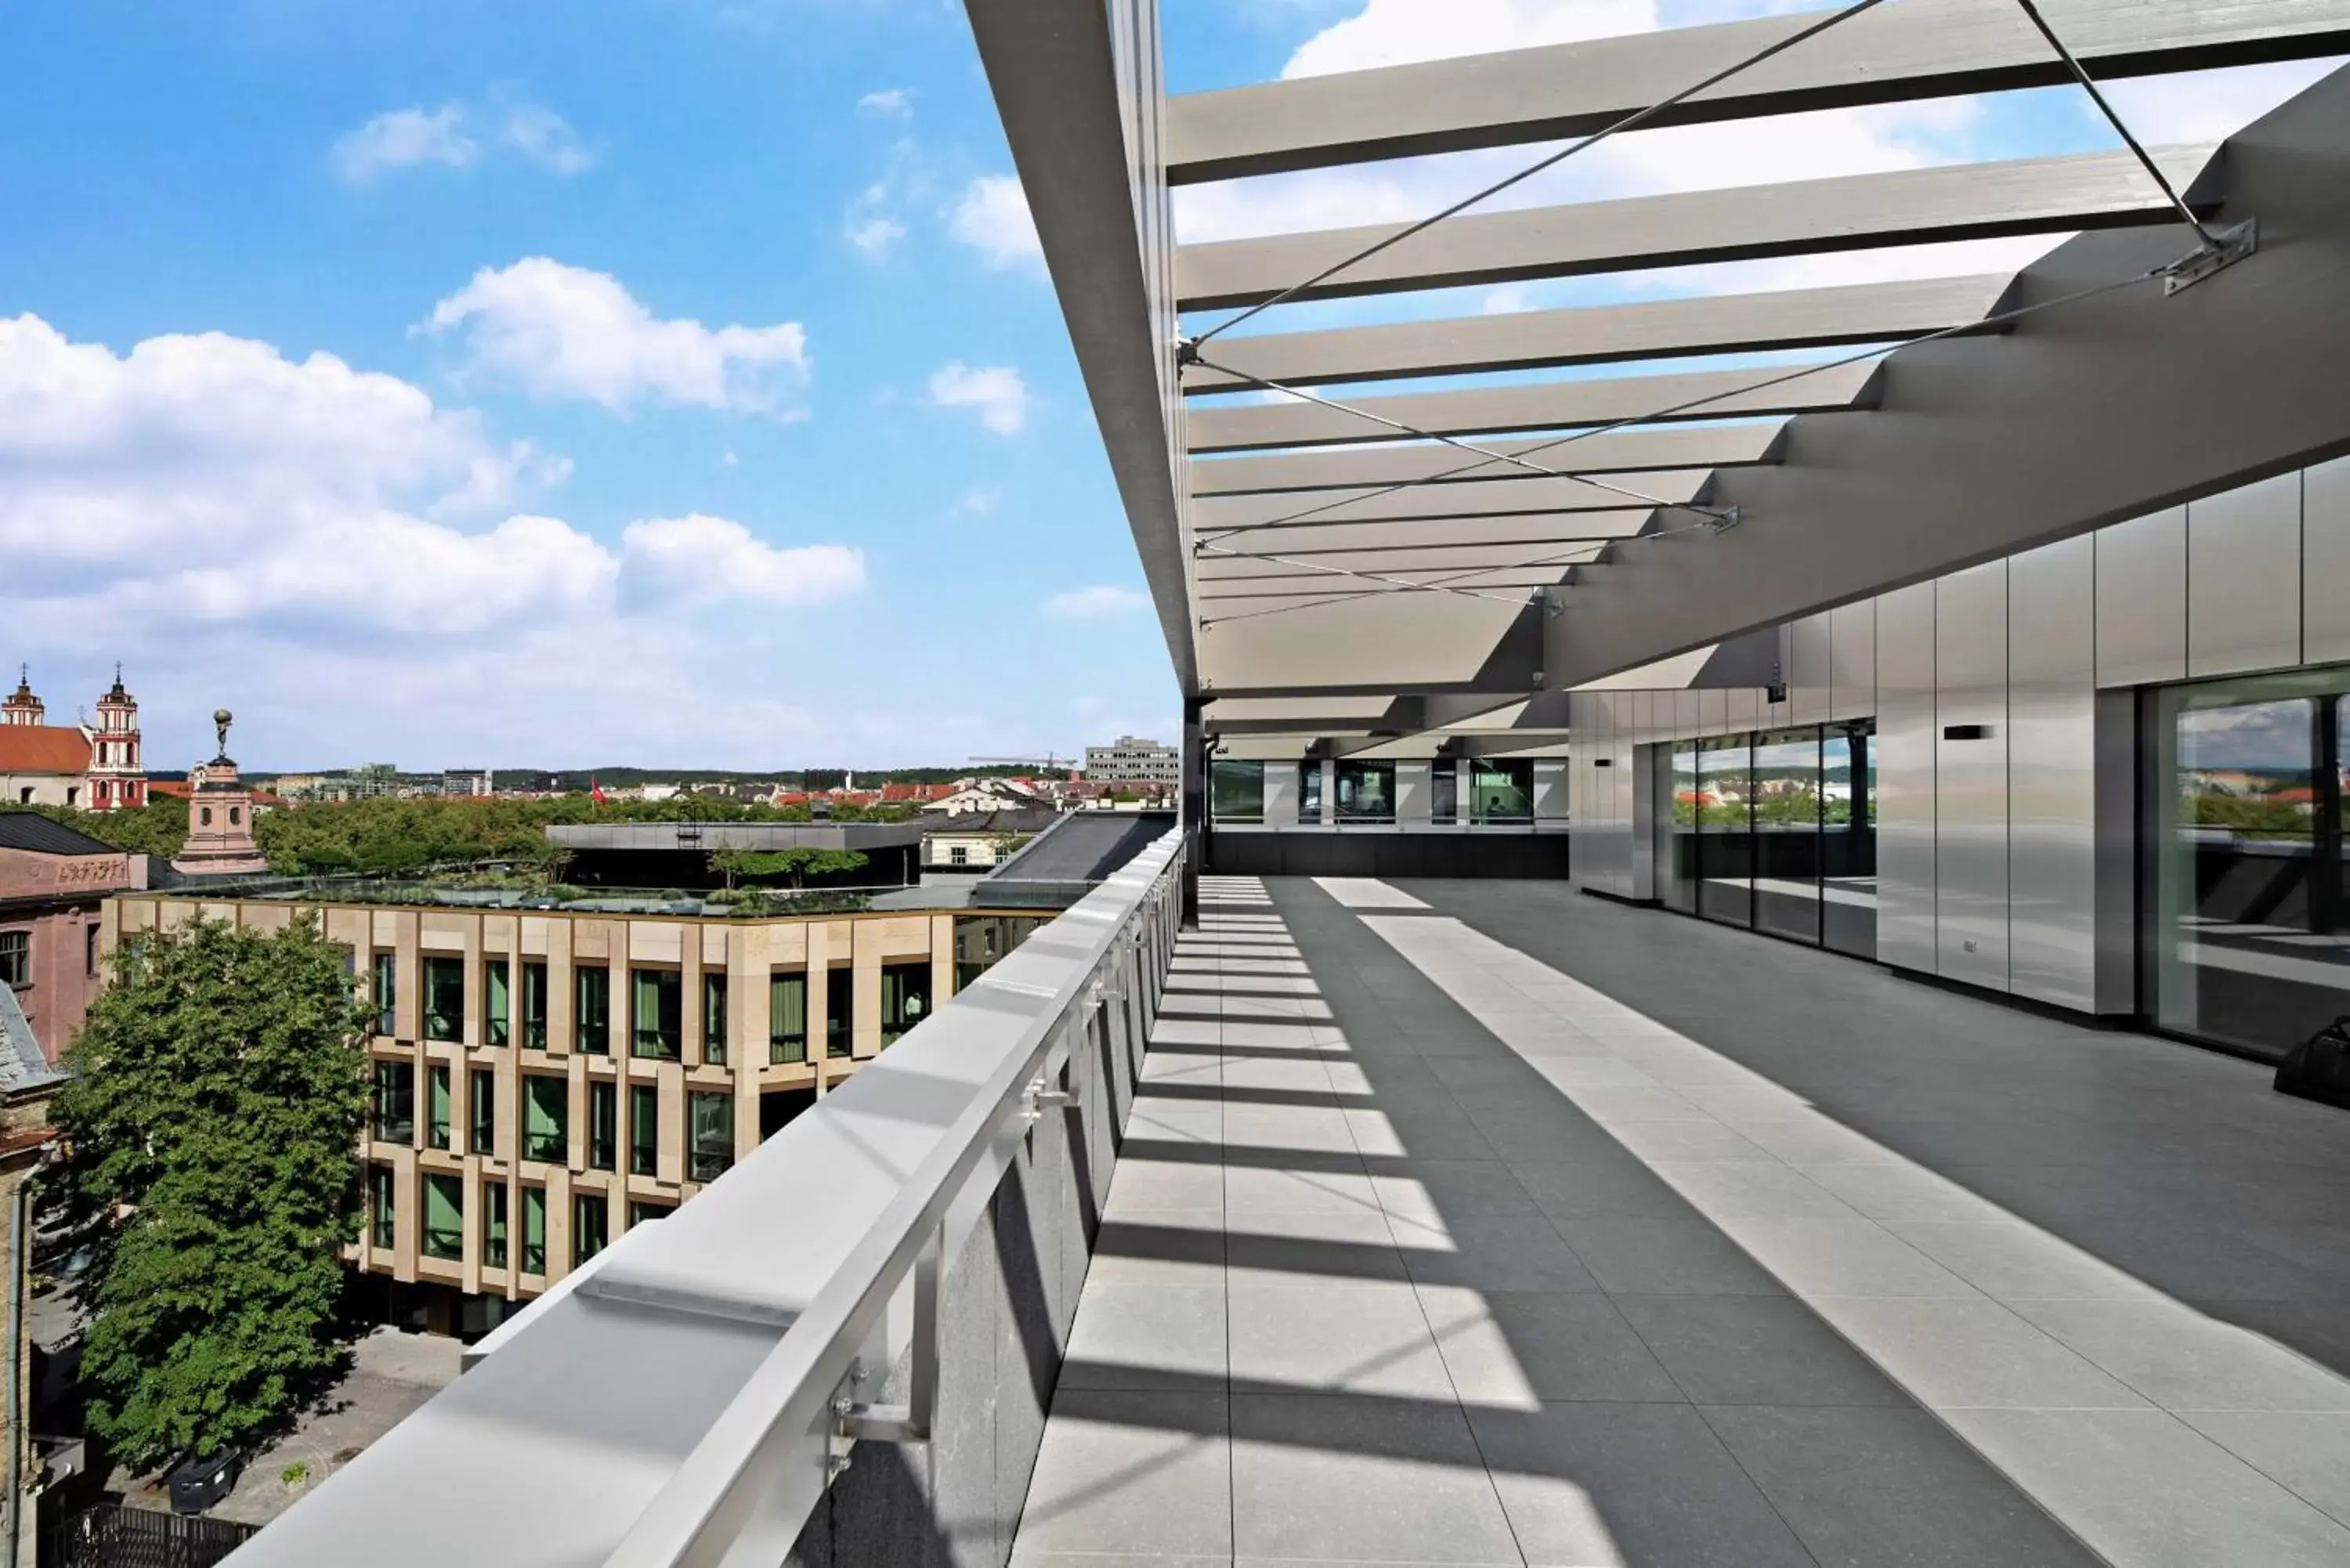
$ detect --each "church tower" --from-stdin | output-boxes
[1,667,42,727]
[85,666,146,812]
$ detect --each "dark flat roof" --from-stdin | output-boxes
[0,811,121,856]
[984,811,1176,885]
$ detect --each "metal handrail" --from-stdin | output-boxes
[600,830,1183,1566]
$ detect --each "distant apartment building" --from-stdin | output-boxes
[1083,735,1179,787]
[443,768,494,798]
[0,667,147,811]
[920,807,1059,871]
[102,887,1050,1335]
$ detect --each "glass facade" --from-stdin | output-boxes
[689,1090,733,1183]
[1668,721,1876,956]
[770,970,808,1064]
[1431,761,1458,825]
[486,959,510,1047]
[576,966,611,1054]
[523,1075,567,1163]
[703,974,728,1065]
[880,960,932,1046]
[421,1173,464,1262]
[369,1163,396,1249]
[1335,761,1396,822]
[374,1059,414,1144]
[426,1064,452,1151]
[520,1185,547,1275]
[1469,760,1533,823]
[953,915,1050,990]
[1297,762,1324,823]
[573,1191,609,1264]
[2150,668,2350,1060]
[522,962,549,1050]
[826,967,853,1058]
[1210,759,1265,823]
[631,1083,659,1176]
[632,968,682,1058]
[470,1067,496,1157]
[372,952,396,1036]
[422,956,464,1042]
[588,1081,617,1171]
[483,1180,508,1270]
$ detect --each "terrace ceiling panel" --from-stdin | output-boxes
[1195,480,1703,531]
[1175,145,2222,310]
[1196,510,1660,555]
[1180,276,2015,401]
[1166,0,2350,181]
[1198,543,1603,579]
[1189,425,1781,497]
[1184,360,1881,453]
[1198,587,1542,697]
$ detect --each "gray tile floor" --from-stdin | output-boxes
[1010,876,2350,1568]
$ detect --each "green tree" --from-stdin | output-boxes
[707,847,869,889]
[52,916,372,1469]
[11,799,187,857]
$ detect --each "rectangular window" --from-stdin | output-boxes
[520,1186,547,1275]
[374,1059,414,1144]
[1752,728,1824,945]
[769,970,808,1064]
[482,1180,508,1270]
[575,966,610,1054]
[1431,761,1458,825]
[1469,759,1535,824]
[85,923,100,978]
[949,844,969,865]
[0,930,27,988]
[1297,762,1325,823]
[523,1075,568,1164]
[702,973,728,1066]
[421,1172,464,1262]
[689,1090,733,1183]
[522,962,549,1050]
[469,1067,497,1157]
[573,1191,609,1265]
[587,1080,617,1171]
[826,967,853,1059]
[422,956,465,1042]
[1696,737,1755,927]
[369,1163,396,1250]
[880,961,932,1047]
[426,1064,452,1151]
[630,1083,660,1177]
[1210,759,1266,824]
[628,1200,672,1227]
[1821,721,1878,959]
[1335,760,1397,823]
[631,968,682,1059]
[486,959,511,1047]
[372,952,397,1036]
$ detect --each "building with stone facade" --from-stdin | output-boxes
[100,888,1050,1335]
[0,814,143,1064]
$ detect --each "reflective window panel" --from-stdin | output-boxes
[1752,728,1824,943]
[1210,759,1264,823]
[1336,761,1396,822]
[1822,722,1878,957]
[2151,670,2350,1060]
[1666,740,1701,914]
[1694,735,1754,926]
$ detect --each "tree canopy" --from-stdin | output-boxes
[52,916,373,1469]
[708,846,870,888]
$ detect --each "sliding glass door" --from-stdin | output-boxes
[1663,721,1875,955]
[1695,735,1753,926]
[1752,728,1823,943]
[1820,723,1878,957]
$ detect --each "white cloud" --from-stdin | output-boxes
[0,313,860,654]
[503,103,596,175]
[950,486,1002,519]
[2099,57,2343,144]
[927,362,1030,435]
[844,180,909,260]
[425,258,811,414]
[949,175,1043,270]
[1281,0,1653,78]
[333,104,479,182]
[619,514,867,608]
[858,88,913,117]
[1042,585,1152,620]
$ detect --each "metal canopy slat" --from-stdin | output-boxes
[1178,275,2014,397]
[1176,143,2221,310]
[1167,0,2350,182]
[1184,359,1880,454]
[1190,425,1781,497]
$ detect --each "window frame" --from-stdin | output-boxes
[421,1172,465,1262]
[421,956,465,1043]
[0,930,27,989]
[522,1074,569,1165]
[631,967,682,1060]
[482,1180,509,1270]
[702,972,728,1066]
[769,969,808,1064]
[587,1080,618,1172]
[688,1089,733,1183]
[373,1058,415,1145]
[469,1066,497,1158]
[575,964,611,1055]
[629,1082,660,1177]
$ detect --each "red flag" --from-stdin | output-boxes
[591,778,608,806]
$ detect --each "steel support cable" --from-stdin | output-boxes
[1188,0,1892,349]
[1194,538,1531,609]
[1185,352,1735,526]
[1198,259,2181,627]
[2010,0,2222,248]
[1195,260,2170,553]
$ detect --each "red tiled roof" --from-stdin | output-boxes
[0,726,89,774]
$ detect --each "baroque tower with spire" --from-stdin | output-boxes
[82,665,147,811]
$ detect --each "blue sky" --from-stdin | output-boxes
[0,0,2330,772]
